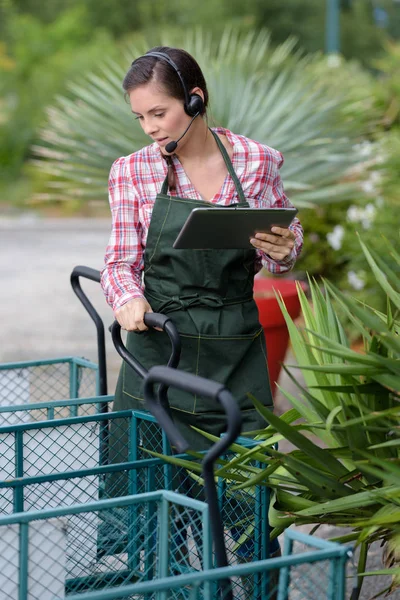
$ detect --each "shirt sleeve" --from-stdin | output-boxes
[255,150,303,274]
[100,157,145,312]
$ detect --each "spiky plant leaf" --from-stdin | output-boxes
[32,27,368,206]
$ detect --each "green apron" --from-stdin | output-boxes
[113,130,273,454]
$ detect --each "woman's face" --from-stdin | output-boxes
[129,81,191,152]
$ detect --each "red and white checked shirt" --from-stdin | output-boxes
[101,127,303,312]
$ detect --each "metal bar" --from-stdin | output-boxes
[162,490,212,514]
[328,557,336,600]
[70,266,107,396]
[0,357,96,370]
[0,456,193,489]
[285,528,349,554]
[0,395,114,415]
[65,570,138,594]
[260,483,271,598]
[335,552,350,600]
[64,548,350,600]
[326,0,340,54]
[69,357,98,369]
[0,490,208,525]
[161,423,172,490]
[143,493,157,585]
[277,534,293,600]
[14,430,24,513]
[202,504,213,599]
[69,361,78,414]
[18,522,29,600]
[157,495,170,600]
[128,413,141,573]
[0,410,132,434]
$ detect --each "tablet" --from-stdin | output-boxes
[173,207,298,249]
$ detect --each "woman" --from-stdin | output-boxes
[101,45,303,451]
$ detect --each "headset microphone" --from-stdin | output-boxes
[165,112,200,154]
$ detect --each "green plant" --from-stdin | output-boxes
[163,235,400,597]
[0,4,116,203]
[31,26,372,208]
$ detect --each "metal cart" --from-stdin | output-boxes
[0,266,351,599]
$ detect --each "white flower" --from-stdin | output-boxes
[347,203,376,229]
[327,225,345,250]
[347,205,363,222]
[361,203,376,229]
[360,169,382,196]
[348,271,365,290]
[360,179,376,195]
[354,141,373,158]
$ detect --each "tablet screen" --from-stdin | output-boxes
[173,207,298,249]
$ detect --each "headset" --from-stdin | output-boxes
[131,50,204,117]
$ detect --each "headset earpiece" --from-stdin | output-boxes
[185,93,204,117]
[133,51,205,118]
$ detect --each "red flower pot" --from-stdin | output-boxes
[253,276,305,396]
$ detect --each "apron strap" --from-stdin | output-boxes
[161,163,171,195]
[160,129,247,203]
[209,129,247,204]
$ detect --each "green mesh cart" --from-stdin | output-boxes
[66,528,351,600]
[0,490,212,599]
[0,358,101,424]
[0,268,351,599]
[0,354,281,599]
[0,496,350,600]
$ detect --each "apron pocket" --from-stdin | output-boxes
[175,327,272,414]
[121,327,272,416]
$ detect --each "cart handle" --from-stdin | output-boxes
[144,364,242,587]
[70,266,107,397]
[110,314,182,413]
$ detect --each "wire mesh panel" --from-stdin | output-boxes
[0,518,68,600]
[0,358,99,425]
[0,395,114,426]
[64,529,350,600]
[0,455,203,576]
[0,411,133,515]
[0,491,211,600]
[115,410,275,588]
[279,530,349,600]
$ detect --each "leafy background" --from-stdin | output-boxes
[1,1,400,595]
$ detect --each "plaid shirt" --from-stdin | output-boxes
[101,127,303,312]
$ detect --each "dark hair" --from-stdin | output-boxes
[123,46,209,115]
[123,46,209,190]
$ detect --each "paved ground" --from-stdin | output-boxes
[0,216,396,599]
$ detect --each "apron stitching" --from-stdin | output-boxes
[122,359,126,394]
[123,389,145,402]
[170,406,260,415]
[173,329,263,341]
[171,406,202,415]
[192,335,201,414]
[147,196,172,266]
[259,330,268,364]
[122,359,145,401]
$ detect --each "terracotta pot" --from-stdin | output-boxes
[253,276,305,396]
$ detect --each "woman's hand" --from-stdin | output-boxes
[250,226,295,261]
[115,297,154,332]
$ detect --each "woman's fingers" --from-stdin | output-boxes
[250,226,295,258]
[270,226,296,240]
[115,298,153,331]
